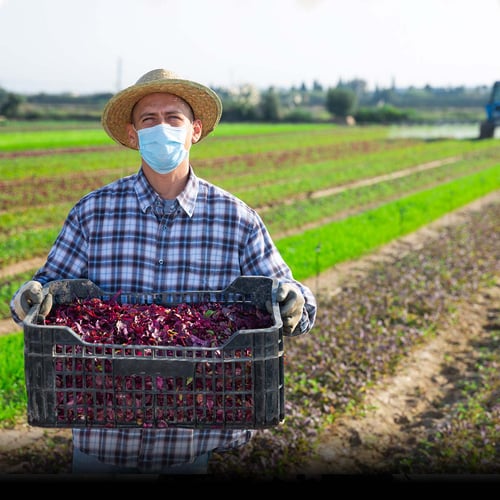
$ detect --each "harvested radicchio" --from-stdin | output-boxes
[44,297,275,427]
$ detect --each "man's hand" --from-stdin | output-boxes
[13,281,52,321]
[275,282,305,335]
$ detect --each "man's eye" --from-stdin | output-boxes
[167,116,184,125]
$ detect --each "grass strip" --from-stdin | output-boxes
[0,332,26,424]
[0,129,115,151]
[277,167,500,281]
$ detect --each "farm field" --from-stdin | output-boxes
[0,122,499,482]
[1,122,499,313]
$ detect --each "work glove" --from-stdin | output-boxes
[13,280,53,322]
[268,282,305,336]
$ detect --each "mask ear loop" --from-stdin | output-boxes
[129,124,140,149]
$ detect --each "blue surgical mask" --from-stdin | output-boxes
[136,123,188,174]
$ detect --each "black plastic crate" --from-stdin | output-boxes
[23,276,284,429]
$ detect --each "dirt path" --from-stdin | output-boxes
[0,191,498,477]
[303,276,499,475]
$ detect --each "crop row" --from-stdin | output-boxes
[3,186,497,474]
[1,124,499,325]
[1,157,497,255]
[0,123,498,476]
[211,198,500,477]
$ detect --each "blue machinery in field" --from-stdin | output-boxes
[479,81,500,139]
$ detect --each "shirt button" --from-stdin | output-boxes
[158,259,164,265]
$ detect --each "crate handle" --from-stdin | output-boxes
[113,358,194,378]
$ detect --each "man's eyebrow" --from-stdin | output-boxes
[137,108,176,118]
[135,110,158,120]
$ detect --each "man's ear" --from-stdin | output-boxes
[126,123,138,149]
[191,119,203,144]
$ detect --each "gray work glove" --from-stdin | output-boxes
[268,282,305,335]
[13,280,53,322]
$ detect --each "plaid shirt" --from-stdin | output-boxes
[25,166,317,472]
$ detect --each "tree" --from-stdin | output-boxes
[312,80,323,92]
[0,90,24,118]
[260,87,281,122]
[325,87,357,118]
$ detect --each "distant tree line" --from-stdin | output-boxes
[0,79,492,125]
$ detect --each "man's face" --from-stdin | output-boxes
[127,93,202,149]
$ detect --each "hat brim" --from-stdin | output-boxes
[102,78,222,149]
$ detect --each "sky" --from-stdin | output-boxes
[1,0,500,95]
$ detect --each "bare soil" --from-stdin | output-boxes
[0,192,498,481]
[300,191,500,477]
[304,276,499,476]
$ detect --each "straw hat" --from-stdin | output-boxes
[102,68,222,149]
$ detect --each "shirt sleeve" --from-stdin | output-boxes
[36,204,89,283]
[240,211,317,336]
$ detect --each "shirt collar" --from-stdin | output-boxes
[176,167,198,217]
[134,166,199,218]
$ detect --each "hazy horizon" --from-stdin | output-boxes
[2,0,499,95]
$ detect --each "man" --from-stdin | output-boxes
[11,68,317,475]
